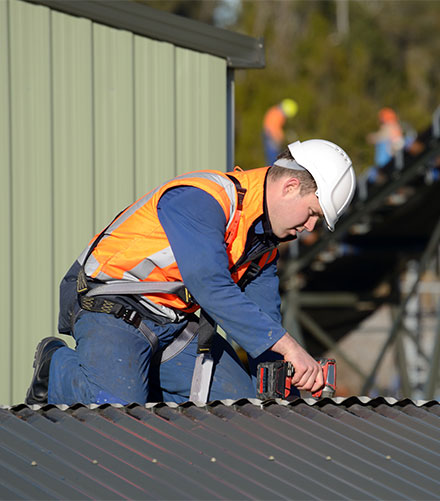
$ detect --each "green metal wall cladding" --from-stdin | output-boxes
[0,0,226,404]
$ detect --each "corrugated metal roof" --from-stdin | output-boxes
[1,397,439,500]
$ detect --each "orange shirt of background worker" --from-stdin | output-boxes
[264,105,287,144]
[263,98,298,145]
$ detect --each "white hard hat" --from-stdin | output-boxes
[288,139,356,231]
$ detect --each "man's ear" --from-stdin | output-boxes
[283,176,301,195]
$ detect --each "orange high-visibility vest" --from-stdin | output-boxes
[81,167,277,315]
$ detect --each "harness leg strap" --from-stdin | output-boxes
[189,311,217,404]
[137,322,159,354]
[160,318,199,363]
[190,353,214,404]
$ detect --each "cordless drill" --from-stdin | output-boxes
[256,358,336,400]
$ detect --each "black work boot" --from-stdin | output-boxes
[25,337,67,405]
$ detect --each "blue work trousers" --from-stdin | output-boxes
[48,311,255,405]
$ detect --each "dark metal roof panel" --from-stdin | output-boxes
[24,0,265,69]
[1,397,440,500]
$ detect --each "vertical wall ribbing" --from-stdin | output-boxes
[2,0,228,405]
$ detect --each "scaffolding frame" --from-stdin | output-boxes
[281,109,440,399]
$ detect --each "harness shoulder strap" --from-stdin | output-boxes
[77,206,128,295]
[226,174,247,209]
[236,259,263,291]
[225,174,247,247]
[226,173,274,291]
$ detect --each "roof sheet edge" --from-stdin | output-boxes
[4,396,439,411]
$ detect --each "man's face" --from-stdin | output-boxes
[267,178,324,239]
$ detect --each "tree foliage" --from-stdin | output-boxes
[233,0,440,172]
[138,0,440,172]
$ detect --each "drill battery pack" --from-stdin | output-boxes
[256,360,294,400]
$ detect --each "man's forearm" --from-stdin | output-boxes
[270,331,299,357]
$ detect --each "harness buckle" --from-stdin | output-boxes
[244,261,261,281]
[115,306,141,328]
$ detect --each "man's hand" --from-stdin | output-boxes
[270,332,324,393]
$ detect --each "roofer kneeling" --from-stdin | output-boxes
[25,139,356,406]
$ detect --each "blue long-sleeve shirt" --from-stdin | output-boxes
[157,186,286,358]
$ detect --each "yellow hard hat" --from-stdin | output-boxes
[280,98,298,118]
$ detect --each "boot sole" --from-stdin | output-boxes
[25,337,66,405]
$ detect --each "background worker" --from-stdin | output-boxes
[263,98,298,165]
[367,107,404,168]
[25,139,356,406]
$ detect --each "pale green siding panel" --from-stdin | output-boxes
[176,48,226,174]
[93,23,135,232]
[2,0,229,405]
[51,10,93,339]
[134,36,175,197]
[9,0,53,403]
[0,0,12,405]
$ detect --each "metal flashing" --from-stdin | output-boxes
[23,0,265,69]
